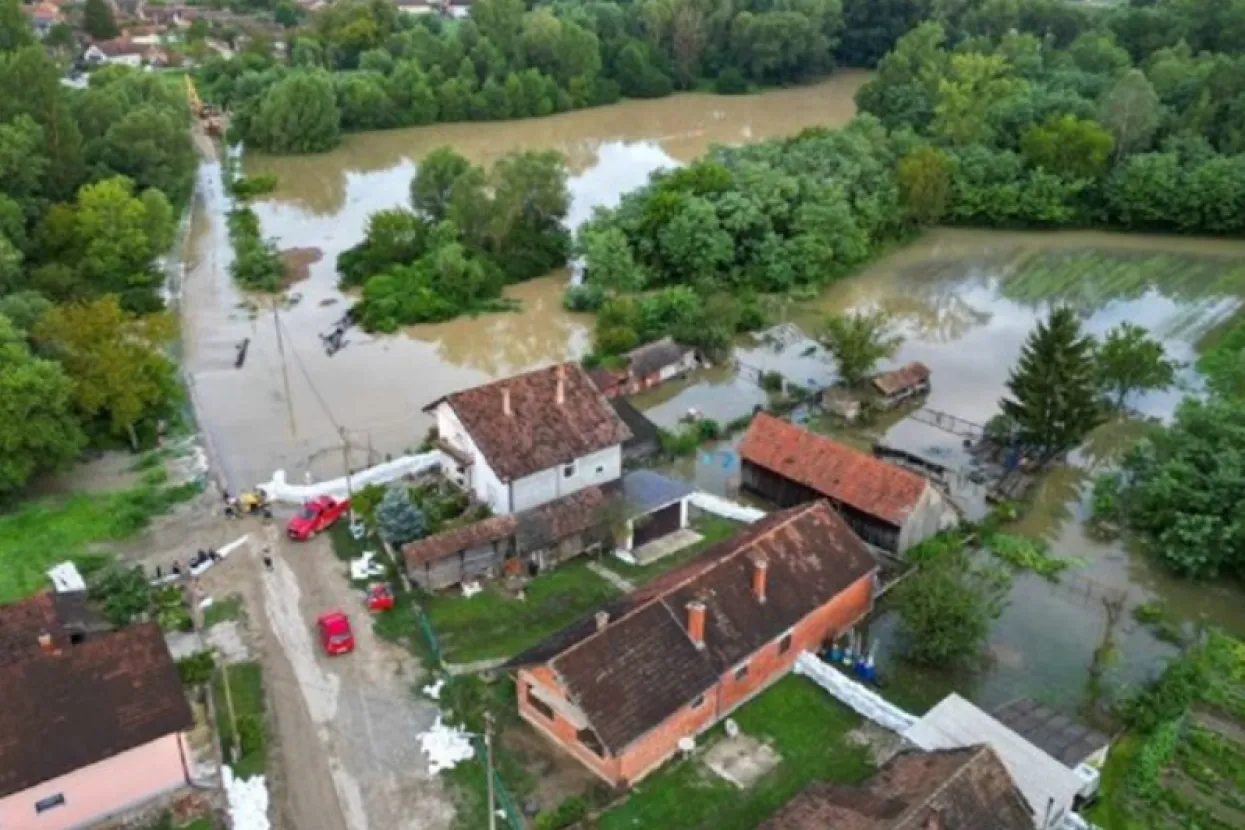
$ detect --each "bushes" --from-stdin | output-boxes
[227,208,284,291]
[177,651,216,687]
[230,173,279,199]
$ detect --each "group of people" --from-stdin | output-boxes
[320,308,356,357]
[153,548,223,581]
[222,488,273,520]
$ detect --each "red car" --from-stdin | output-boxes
[287,495,350,541]
[365,583,395,613]
[317,611,354,656]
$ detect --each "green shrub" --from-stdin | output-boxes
[236,713,265,756]
[535,796,589,830]
[177,651,216,686]
[231,173,279,199]
[715,68,748,95]
[696,418,722,441]
[563,283,606,311]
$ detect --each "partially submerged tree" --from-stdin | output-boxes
[893,543,1012,666]
[821,310,903,388]
[1095,321,1177,409]
[998,307,1102,459]
[376,486,427,547]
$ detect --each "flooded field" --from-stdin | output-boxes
[179,73,1245,712]
[180,73,870,488]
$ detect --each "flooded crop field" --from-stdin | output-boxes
[180,73,1245,713]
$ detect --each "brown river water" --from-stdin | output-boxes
[179,70,1245,709]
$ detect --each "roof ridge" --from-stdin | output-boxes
[892,745,994,829]
[551,502,819,665]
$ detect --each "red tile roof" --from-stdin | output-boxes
[739,414,929,527]
[426,362,631,482]
[871,362,931,397]
[0,621,192,797]
[511,501,877,753]
[759,746,1033,829]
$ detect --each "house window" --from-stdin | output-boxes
[563,461,577,479]
[778,632,793,655]
[734,662,749,681]
[526,685,555,721]
[577,727,605,757]
[692,694,705,708]
[35,794,65,813]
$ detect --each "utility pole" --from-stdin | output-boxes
[339,426,354,504]
[272,298,297,438]
[485,711,496,830]
[218,652,239,763]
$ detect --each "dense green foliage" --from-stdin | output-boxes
[341,147,570,330]
[227,207,285,291]
[893,538,1012,666]
[375,486,427,546]
[0,27,194,494]
[997,307,1103,460]
[821,310,903,387]
[201,0,849,152]
[1095,321,1177,409]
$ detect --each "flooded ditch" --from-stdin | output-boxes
[179,73,1245,712]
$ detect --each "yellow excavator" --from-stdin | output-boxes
[184,75,222,135]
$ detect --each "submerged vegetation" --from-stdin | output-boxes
[340,147,570,331]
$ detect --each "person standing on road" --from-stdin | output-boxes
[262,547,273,572]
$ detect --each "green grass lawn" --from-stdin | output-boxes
[609,516,743,585]
[213,661,267,780]
[423,559,621,664]
[599,675,873,829]
[0,480,200,603]
[203,595,243,628]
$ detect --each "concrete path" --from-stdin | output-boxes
[587,561,636,594]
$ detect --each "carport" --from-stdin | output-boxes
[618,470,694,555]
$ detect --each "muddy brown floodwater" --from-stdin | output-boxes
[179,72,871,489]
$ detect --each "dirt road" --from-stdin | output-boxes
[121,507,455,830]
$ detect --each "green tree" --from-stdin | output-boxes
[894,543,1012,666]
[0,290,52,334]
[34,296,178,447]
[998,307,1102,459]
[1112,393,1245,578]
[0,0,34,52]
[1099,69,1161,160]
[83,0,119,40]
[410,147,472,221]
[933,52,1028,145]
[375,486,427,546]
[0,314,85,496]
[73,177,174,308]
[1020,114,1114,180]
[246,69,340,154]
[0,232,19,294]
[582,227,645,293]
[896,144,953,224]
[821,310,904,387]
[1095,322,1177,409]
[97,104,197,206]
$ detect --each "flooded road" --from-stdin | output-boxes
[180,73,871,488]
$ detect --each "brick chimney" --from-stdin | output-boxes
[37,632,56,654]
[686,601,706,649]
[595,610,609,631]
[752,558,768,604]
[502,386,511,417]
[556,364,566,406]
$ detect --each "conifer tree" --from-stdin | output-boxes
[998,307,1102,459]
[376,486,427,546]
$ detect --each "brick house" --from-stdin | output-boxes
[507,500,878,787]
[0,594,194,828]
[759,744,1033,829]
[425,362,632,516]
[739,413,955,554]
[588,338,698,399]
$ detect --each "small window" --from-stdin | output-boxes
[778,632,793,655]
[578,727,605,757]
[563,461,576,478]
[526,685,555,721]
[734,663,749,681]
[596,465,605,474]
[692,694,705,708]
[35,794,65,814]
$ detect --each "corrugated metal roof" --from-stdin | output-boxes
[904,694,1083,828]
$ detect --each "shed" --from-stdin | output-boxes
[821,387,861,423]
[626,337,696,386]
[904,694,1087,829]
[871,361,931,408]
[618,470,693,552]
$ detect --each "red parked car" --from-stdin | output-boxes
[365,583,395,613]
[317,611,354,656]
[287,495,350,541]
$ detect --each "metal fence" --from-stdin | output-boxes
[472,736,524,830]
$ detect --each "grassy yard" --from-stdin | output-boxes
[213,661,267,780]
[0,480,200,603]
[608,516,743,585]
[598,675,873,829]
[203,595,243,628]
[423,559,621,664]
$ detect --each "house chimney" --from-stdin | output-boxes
[686,601,706,649]
[37,632,55,654]
[556,364,566,406]
[752,558,768,604]
[595,610,610,631]
[502,386,511,417]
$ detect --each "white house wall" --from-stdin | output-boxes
[435,403,510,513]
[511,445,622,513]
[897,485,955,553]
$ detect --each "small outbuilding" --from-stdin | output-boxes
[871,361,931,409]
[608,397,661,463]
[739,413,954,554]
